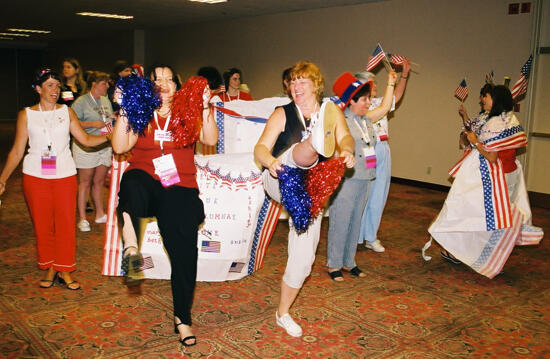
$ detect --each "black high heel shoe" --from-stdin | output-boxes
[57,273,81,290]
[174,322,197,347]
[39,272,58,288]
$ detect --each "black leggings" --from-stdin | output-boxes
[118,169,205,325]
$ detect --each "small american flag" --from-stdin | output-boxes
[485,70,495,85]
[201,240,221,253]
[511,55,533,100]
[366,44,386,72]
[454,79,468,102]
[388,53,406,65]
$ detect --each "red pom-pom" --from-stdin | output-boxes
[171,76,209,148]
[306,158,346,217]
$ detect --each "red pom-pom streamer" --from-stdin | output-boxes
[306,158,346,218]
[171,76,209,148]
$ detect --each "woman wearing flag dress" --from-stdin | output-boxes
[426,85,543,278]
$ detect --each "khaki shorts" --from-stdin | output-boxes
[72,142,112,169]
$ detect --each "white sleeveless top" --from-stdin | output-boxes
[23,105,77,179]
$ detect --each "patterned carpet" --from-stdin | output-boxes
[0,123,549,358]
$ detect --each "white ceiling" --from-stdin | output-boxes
[1,0,383,45]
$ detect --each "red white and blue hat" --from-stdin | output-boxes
[332,72,369,109]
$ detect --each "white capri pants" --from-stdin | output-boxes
[262,144,322,289]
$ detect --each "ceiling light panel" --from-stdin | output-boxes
[7,28,51,34]
[188,0,228,4]
[76,12,133,20]
[0,32,30,37]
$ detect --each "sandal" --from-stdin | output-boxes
[174,322,197,347]
[343,266,365,277]
[57,274,81,290]
[121,246,143,286]
[440,250,461,264]
[39,272,58,288]
[328,270,344,281]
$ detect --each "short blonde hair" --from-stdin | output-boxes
[87,71,110,89]
[290,61,324,102]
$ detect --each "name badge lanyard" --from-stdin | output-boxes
[352,117,371,146]
[154,111,171,155]
[295,103,318,140]
[89,93,108,122]
[38,103,55,152]
[224,91,239,102]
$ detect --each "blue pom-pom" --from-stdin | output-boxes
[117,75,161,135]
[278,165,312,233]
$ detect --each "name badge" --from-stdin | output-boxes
[152,153,180,187]
[154,130,173,142]
[41,148,57,175]
[363,145,376,169]
[100,115,112,135]
[61,91,74,101]
[375,124,388,141]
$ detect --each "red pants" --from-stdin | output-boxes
[23,174,77,272]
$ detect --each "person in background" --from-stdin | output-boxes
[112,65,218,346]
[58,58,87,106]
[197,66,225,99]
[327,70,397,281]
[71,71,113,232]
[220,68,253,101]
[254,61,355,337]
[356,59,411,253]
[108,60,133,112]
[0,68,108,290]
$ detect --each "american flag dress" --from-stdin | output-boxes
[426,112,543,278]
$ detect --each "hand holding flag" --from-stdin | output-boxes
[366,44,387,72]
[454,79,468,102]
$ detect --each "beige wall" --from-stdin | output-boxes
[526,0,550,194]
[149,0,541,189]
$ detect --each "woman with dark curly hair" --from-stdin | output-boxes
[111,64,218,346]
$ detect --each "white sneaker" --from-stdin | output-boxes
[78,219,91,232]
[95,214,107,224]
[365,239,385,252]
[310,101,337,157]
[275,311,302,337]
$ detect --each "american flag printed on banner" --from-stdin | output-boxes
[248,197,282,274]
[138,256,154,271]
[366,44,386,72]
[388,53,406,65]
[511,55,533,100]
[201,240,221,253]
[229,262,245,273]
[102,155,130,276]
[454,79,468,102]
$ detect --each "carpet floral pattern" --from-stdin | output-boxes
[0,124,549,358]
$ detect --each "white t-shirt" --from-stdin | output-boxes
[23,105,77,179]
